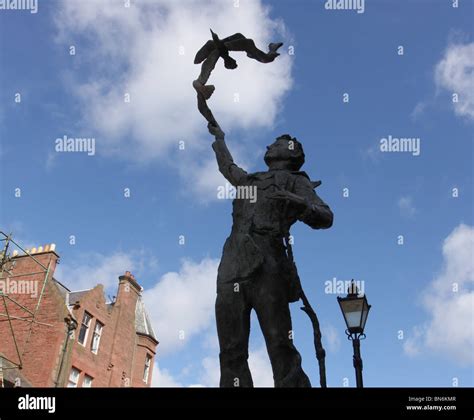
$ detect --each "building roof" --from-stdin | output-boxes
[52,278,70,301]
[52,279,157,341]
[135,298,157,341]
[67,289,92,306]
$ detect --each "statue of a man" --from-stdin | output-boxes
[209,123,334,387]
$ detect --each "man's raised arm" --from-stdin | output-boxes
[209,123,248,186]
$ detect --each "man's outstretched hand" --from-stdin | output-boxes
[208,122,225,139]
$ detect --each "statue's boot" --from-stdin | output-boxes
[193,79,215,100]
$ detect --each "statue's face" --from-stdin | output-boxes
[264,138,293,164]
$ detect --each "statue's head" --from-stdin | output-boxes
[264,134,305,171]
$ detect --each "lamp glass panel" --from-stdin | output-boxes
[340,298,364,329]
[360,298,370,330]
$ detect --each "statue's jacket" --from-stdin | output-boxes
[212,138,333,298]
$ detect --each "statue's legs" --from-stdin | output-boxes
[252,272,311,388]
[215,234,310,388]
[215,283,254,387]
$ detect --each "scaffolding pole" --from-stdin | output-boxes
[0,232,54,377]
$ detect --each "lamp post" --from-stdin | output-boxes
[337,280,371,388]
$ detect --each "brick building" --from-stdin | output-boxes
[0,245,158,388]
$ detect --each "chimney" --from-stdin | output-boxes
[116,271,143,305]
[12,243,58,258]
[2,243,60,289]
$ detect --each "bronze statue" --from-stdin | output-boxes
[193,30,283,126]
[209,125,333,387]
[194,32,334,387]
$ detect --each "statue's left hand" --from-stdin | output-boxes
[268,190,307,208]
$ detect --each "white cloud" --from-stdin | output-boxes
[152,362,183,387]
[54,0,293,163]
[143,258,219,355]
[322,324,341,353]
[53,0,292,202]
[435,42,474,120]
[56,251,219,385]
[362,143,383,164]
[411,101,426,121]
[404,224,474,365]
[178,154,228,204]
[178,142,256,202]
[248,346,274,387]
[152,345,273,387]
[45,151,58,171]
[398,196,417,218]
[201,328,220,351]
[198,355,220,387]
[403,326,423,357]
[55,251,137,293]
[199,345,274,387]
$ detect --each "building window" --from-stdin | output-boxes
[82,374,93,388]
[143,354,152,383]
[67,367,81,388]
[78,312,92,346]
[91,321,104,354]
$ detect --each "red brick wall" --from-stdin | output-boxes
[67,275,158,388]
[0,252,69,387]
[67,285,115,387]
[132,334,157,387]
[1,254,158,388]
[106,276,143,387]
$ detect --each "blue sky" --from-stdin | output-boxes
[0,0,473,387]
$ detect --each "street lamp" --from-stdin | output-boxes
[337,280,371,388]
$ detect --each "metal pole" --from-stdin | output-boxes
[352,336,363,388]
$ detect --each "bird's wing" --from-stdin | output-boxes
[194,40,216,64]
[225,38,258,53]
[222,33,246,43]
